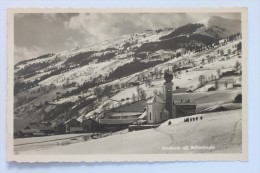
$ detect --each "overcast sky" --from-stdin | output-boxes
[14,13,241,63]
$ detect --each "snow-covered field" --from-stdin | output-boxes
[14,133,93,154]
[22,109,241,154]
[14,133,90,146]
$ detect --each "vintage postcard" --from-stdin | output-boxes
[7,8,248,162]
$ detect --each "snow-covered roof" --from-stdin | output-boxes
[234,81,241,85]
[147,95,165,104]
[138,111,147,119]
[201,105,228,113]
[109,112,143,117]
[163,109,169,113]
[99,118,138,125]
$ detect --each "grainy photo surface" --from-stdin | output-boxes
[7,8,248,162]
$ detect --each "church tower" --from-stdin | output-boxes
[164,72,174,119]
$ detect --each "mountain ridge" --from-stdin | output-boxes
[13,16,242,123]
[15,16,241,67]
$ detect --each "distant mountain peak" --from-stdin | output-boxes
[194,16,211,27]
[195,16,240,27]
[193,16,241,38]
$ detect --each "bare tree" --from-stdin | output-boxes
[211,74,215,80]
[206,55,210,63]
[154,67,158,76]
[220,49,224,56]
[211,55,216,62]
[173,71,178,78]
[146,79,151,88]
[214,79,219,89]
[132,93,136,102]
[137,87,146,100]
[216,69,221,77]
[198,75,206,86]
[137,75,142,81]
[228,49,232,55]
[172,64,178,72]
[225,81,228,88]
[141,74,145,81]
[234,61,242,71]
[201,58,205,64]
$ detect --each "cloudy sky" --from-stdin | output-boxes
[14,12,240,63]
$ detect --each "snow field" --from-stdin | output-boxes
[22,109,241,154]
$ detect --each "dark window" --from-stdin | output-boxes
[150,112,152,120]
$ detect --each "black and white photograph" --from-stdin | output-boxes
[7,8,247,162]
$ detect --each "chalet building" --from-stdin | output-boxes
[233,82,242,88]
[69,126,85,133]
[221,70,236,77]
[82,118,100,132]
[173,101,196,117]
[38,125,54,134]
[234,93,242,103]
[52,122,66,134]
[208,86,216,91]
[64,118,83,133]
[98,118,138,132]
[173,87,188,93]
[14,118,55,137]
[18,129,44,137]
[97,100,146,131]
[18,126,44,137]
[186,89,194,93]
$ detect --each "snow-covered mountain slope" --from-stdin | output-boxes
[14,16,242,123]
[194,16,241,38]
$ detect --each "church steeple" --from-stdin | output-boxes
[164,72,174,119]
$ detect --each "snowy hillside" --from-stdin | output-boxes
[21,109,242,154]
[14,16,242,124]
[194,16,241,38]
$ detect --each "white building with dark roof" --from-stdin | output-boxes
[145,95,196,124]
[146,95,169,124]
